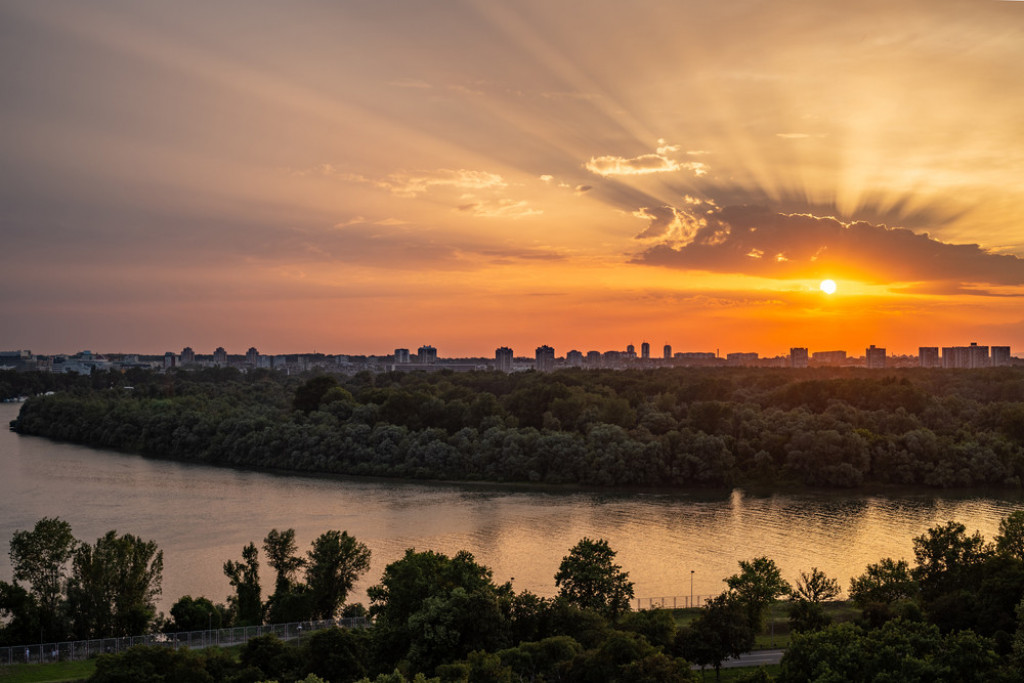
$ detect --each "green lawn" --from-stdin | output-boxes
[0,659,94,683]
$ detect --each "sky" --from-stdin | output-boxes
[2,0,1024,358]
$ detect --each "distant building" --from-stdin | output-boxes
[641,342,650,360]
[789,347,809,369]
[246,347,259,366]
[586,350,602,366]
[812,350,847,365]
[992,346,1012,367]
[566,349,584,367]
[535,345,555,372]
[495,346,514,373]
[626,344,635,358]
[726,352,758,366]
[180,347,196,365]
[394,348,410,364]
[918,347,940,368]
[212,347,228,366]
[163,352,177,369]
[417,345,437,364]
[942,342,989,369]
[663,344,672,360]
[866,345,886,369]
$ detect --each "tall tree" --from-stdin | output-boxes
[66,530,163,638]
[8,517,77,640]
[676,593,755,679]
[224,542,263,626]
[848,558,918,606]
[305,531,371,621]
[263,529,305,595]
[996,511,1024,562]
[792,567,841,602]
[554,537,634,619]
[724,556,791,630]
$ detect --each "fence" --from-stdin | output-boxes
[635,595,710,611]
[0,617,368,667]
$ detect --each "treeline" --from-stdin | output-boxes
[11,365,1024,489]
[17,511,1024,682]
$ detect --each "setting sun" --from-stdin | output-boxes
[820,279,838,295]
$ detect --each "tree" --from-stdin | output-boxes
[263,528,310,623]
[66,530,163,638]
[676,593,755,679]
[724,556,790,630]
[8,517,77,640]
[294,376,340,413]
[792,567,840,602]
[912,521,991,600]
[849,557,918,606]
[224,542,263,626]
[305,530,371,620]
[167,595,223,633]
[554,537,634,619]
[996,511,1024,561]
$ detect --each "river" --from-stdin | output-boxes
[1,402,1021,614]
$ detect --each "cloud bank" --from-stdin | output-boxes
[635,205,1024,287]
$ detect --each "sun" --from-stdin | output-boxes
[820,279,837,295]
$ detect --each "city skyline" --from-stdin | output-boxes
[3,1,1024,356]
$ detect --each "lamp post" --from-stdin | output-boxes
[690,570,694,608]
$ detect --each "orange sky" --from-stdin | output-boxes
[2,0,1024,358]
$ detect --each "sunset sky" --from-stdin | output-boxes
[3,0,1024,358]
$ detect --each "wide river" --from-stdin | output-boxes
[2,402,1022,614]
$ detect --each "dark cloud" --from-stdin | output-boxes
[634,205,1024,286]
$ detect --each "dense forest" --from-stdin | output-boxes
[8,365,1024,489]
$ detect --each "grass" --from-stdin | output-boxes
[0,659,95,683]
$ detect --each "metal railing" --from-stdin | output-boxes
[635,595,710,610]
[0,617,368,666]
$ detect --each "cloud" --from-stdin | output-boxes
[634,205,1024,286]
[585,142,709,177]
[632,206,707,240]
[376,169,507,197]
[457,198,542,219]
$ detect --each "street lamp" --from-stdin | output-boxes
[690,570,694,608]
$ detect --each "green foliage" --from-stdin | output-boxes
[675,593,755,676]
[167,595,223,632]
[787,599,832,633]
[305,530,371,621]
[724,557,791,630]
[89,645,215,683]
[225,542,264,626]
[554,538,634,619]
[8,517,76,640]
[16,365,1024,491]
[302,627,370,683]
[66,530,163,639]
[996,510,1024,561]
[792,567,841,603]
[848,558,918,606]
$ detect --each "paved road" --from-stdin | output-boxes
[720,648,785,668]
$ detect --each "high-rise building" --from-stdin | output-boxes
[535,345,555,372]
[566,350,584,367]
[727,352,758,366]
[417,345,437,364]
[992,346,1012,367]
[212,347,228,366]
[968,342,989,368]
[246,347,259,366]
[586,350,602,366]
[394,348,410,364]
[641,342,650,360]
[811,350,847,365]
[866,345,886,369]
[163,351,177,369]
[180,347,195,365]
[663,344,672,360]
[626,344,636,359]
[495,346,514,373]
[943,342,990,368]
[918,347,940,368]
[789,347,808,368]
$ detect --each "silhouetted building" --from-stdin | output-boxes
[586,350,602,366]
[919,347,940,368]
[213,347,228,366]
[566,349,584,367]
[394,348,410,364]
[535,345,555,372]
[727,352,758,366]
[812,350,847,365]
[625,344,636,359]
[663,344,672,360]
[163,351,177,369]
[417,345,437,364]
[790,347,808,368]
[866,345,886,369]
[992,346,1012,367]
[180,347,195,365]
[495,346,514,373]
[641,342,650,360]
[246,347,259,366]
[942,342,989,369]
